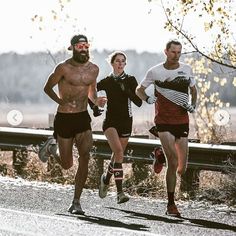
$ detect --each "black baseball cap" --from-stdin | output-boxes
[68,34,88,50]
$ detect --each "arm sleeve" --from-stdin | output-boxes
[88,98,95,109]
[124,76,142,107]
[97,78,106,91]
[89,78,105,109]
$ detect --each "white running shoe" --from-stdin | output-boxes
[68,199,85,215]
[99,174,109,198]
[117,192,129,204]
[38,136,57,162]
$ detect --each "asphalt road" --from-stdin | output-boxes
[0,176,235,236]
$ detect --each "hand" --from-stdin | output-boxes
[92,106,104,117]
[95,96,107,108]
[183,104,195,113]
[146,96,157,104]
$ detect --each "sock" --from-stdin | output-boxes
[104,162,114,185]
[113,163,123,194]
[167,192,175,206]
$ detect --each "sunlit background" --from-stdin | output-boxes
[0,0,221,54]
[0,0,235,142]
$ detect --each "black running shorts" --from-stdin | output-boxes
[53,111,91,139]
[155,123,189,139]
[102,117,133,138]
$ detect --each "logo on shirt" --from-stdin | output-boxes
[177,71,186,75]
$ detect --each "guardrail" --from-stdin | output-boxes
[0,126,236,193]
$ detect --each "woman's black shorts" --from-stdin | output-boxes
[102,117,133,138]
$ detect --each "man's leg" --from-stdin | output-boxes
[158,131,180,216]
[74,130,93,200]
[68,130,92,215]
[158,132,178,194]
[175,137,188,176]
[57,135,74,169]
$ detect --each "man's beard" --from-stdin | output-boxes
[73,50,89,63]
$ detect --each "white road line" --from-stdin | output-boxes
[0,226,36,236]
[0,207,163,236]
[0,207,82,224]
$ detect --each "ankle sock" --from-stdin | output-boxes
[104,162,114,185]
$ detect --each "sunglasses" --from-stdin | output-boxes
[74,43,90,49]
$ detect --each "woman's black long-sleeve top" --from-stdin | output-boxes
[97,74,142,120]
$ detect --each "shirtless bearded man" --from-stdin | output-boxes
[38,34,106,215]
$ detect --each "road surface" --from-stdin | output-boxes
[0,176,235,236]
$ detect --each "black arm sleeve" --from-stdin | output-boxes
[88,98,95,109]
[97,78,106,91]
[123,76,142,107]
[88,79,105,117]
[88,79,104,109]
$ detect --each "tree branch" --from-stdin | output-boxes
[161,1,236,70]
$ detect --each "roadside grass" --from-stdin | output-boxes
[196,170,236,206]
[0,150,235,206]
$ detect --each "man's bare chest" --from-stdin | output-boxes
[63,67,93,86]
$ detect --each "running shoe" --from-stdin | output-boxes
[38,136,56,162]
[68,199,85,215]
[152,147,165,174]
[166,204,181,217]
[99,174,109,198]
[117,192,129,204]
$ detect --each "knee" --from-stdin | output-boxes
[61,161,73,170]
[177,166,187,176]
[114,152,124,163]
[78,151,90,161]
[167,157,178,171]
[60,155,73,170]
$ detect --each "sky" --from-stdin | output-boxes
[0,0,235,54]
[0,0,181,54]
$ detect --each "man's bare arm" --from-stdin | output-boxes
[190,85,197,108]
[135,85,149,101]
[87,65,99,105]
[136,84,157,104]
[44,65,64,105]
[88,79,98,104]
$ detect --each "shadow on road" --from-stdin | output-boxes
[181,217,236,232]
[107,207,236,233]
[107,207,183,223]
[56,213,149,232]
